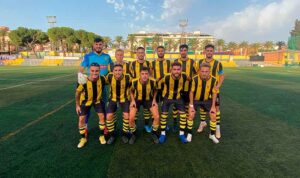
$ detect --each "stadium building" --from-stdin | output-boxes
[127,31,214,54]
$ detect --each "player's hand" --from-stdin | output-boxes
[214,85,220,91]
[76,105,81,115]
[130,101,136,108]
[78,72,87,84]
[152,100,157,107]
[189,107,195,113]
[210,107,216,115]
[189,107,195,118]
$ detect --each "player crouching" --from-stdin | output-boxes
[75,63,107,148]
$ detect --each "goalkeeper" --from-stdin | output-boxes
[76,63,107,148]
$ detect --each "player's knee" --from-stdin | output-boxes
[123,113,129,119]
[98,113,105,121]
[79,116,85,125]
[210,114,217,122]
[107,113,114,121]
[188,114,194,121]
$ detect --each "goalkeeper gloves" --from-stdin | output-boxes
[78,72,87,84]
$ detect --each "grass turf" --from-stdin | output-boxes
[0,66,299,177]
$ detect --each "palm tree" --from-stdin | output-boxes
[139,37,149,48]
[227,41,238,51]
[151,34,163,53]
[127,34,136,52]
[114,36,124,48]
[102,36,112,49]
[188,38,199,54]
[165,38,174,52]
[276,41,286,50]
[239,41,249,55]
[172,39,180,52]
[201,39,212,50]
[250,42,262,54]
[215,39,225,52]
[263,41,274,51]
[123,40,128,49]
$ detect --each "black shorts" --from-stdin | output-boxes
[194,100,212,112]
[182,91,190,103]
[216,93,220,106]
[107,101,130,113]
[162,97,185,113]
[79,102,105,116]
[156,89,163,103]
[134,100,153,110]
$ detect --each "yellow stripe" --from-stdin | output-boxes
[0,99,74,142]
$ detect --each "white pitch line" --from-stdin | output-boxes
[0,74,74,91]
[0,99,74,142]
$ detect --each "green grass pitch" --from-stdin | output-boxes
[0,66,299,177]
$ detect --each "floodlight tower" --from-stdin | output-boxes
[46,16,56,51]
[47,16,57,28]
[179,19,188,44]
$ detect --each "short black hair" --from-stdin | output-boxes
[136,46,145,51]
[113,63,123,69]
[204,44,215,50]
[171,61,181,68]
[90,63,100,67]
[157,46,165,50]
[200,63,211,69]
[140,67,149,72]
[179,44,188,50]
[94,37,103,43]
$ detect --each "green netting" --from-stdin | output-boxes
[288,36,300,50]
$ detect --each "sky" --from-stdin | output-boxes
[0,0,299,42]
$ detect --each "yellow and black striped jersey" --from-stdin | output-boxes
[76,76,106,106]
[174,58,197,91]
[151,59,172,89]
[108,61,131,75]
[131,78,156,101]
[161,73,188,100]
[191,75,219,101]
[130,60,152,78]
[106,73,132,102]
[198,59,224,81]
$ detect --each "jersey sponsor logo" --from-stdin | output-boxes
[100,65,108,69]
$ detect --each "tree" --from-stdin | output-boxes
[172,39,180,52]
[188,38,199,54]
[239,41,249,55]
[139,37,149,48]
[215,39,225,52]
[74,29,93,52]
[200,39,212,51]
[263,41,274,51]
[103,36,112,49]
[48,27,93,54]
[165,38,174,52]
[9,27,49,57]
[250,42,262,54]
[0,29,7,51]
[127,34,136,52]
[151,34,163,54]
[114,36,123,48]
[276,41,286,50]
[226,41,238,51]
